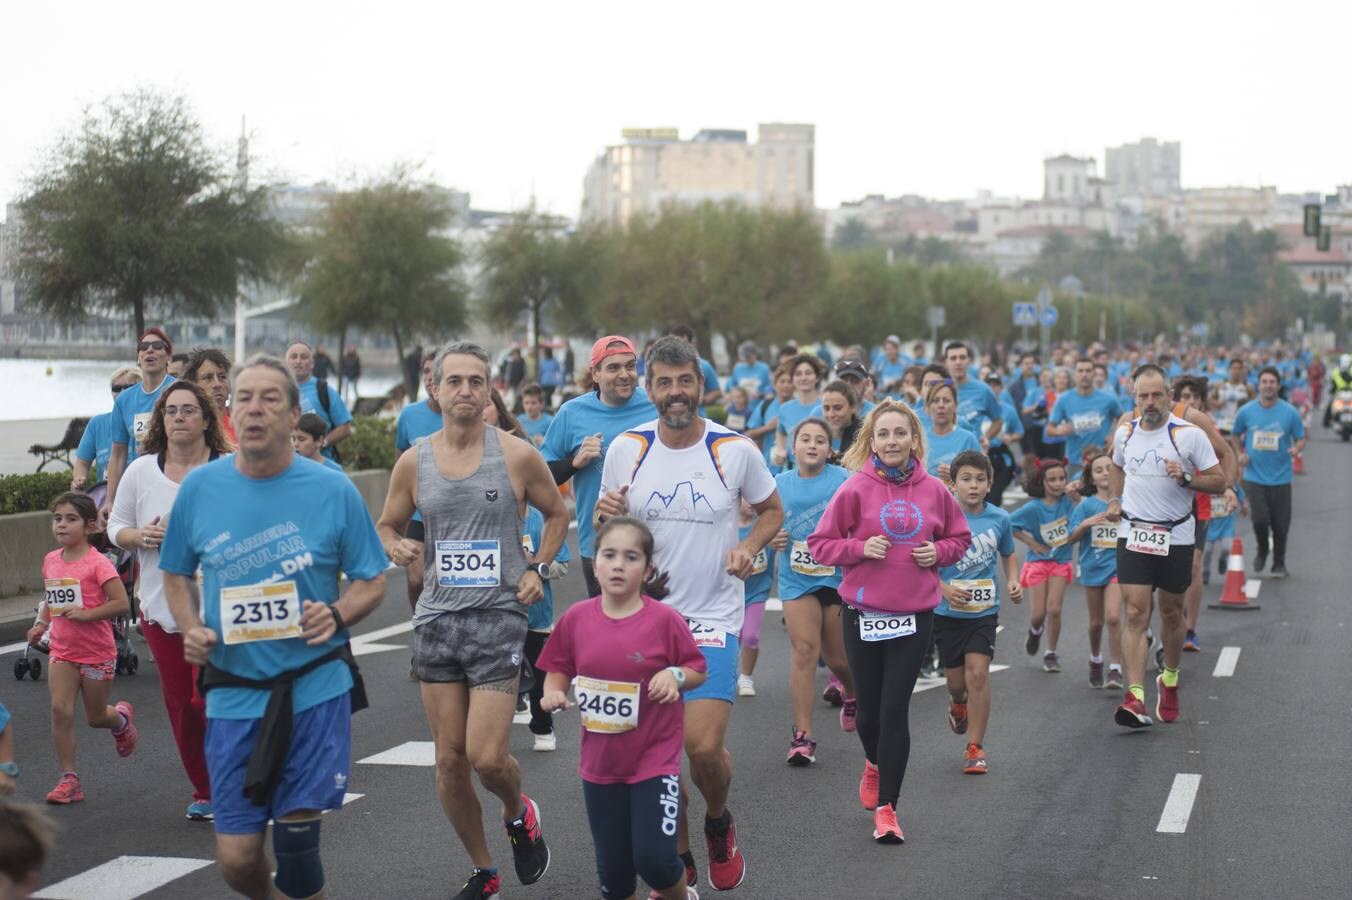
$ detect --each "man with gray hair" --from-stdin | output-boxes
[285,340,353,462]
[597,335,783,892]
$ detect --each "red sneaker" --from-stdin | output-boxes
[1114,692,1154,729]
[1155,675,1180,723]
[858,760,879,810]
[962,743,988,775]
[871,804,904,844]
[703,809,746,891]
[113,701,138,757]
[948,701,968,734]
[46,772,84,804]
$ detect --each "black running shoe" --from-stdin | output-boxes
[505,794,550,885]
[453,868,501,900]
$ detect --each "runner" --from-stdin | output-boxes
[102,327,178,519]
[728,341,773,401]
[723,387,752,433]
[1205,482,1248,580]
[394,349,443,611]
[285,340,353,463]
[736,499,773,698]
[519,384,553,448]
[1045,358,1122,476]
[772,353,828,469]
[1173,376,1234,650]
[538,516,707,900]
[943,342,1002,445]
[597,335,782,891]
[159,354,388,899]
[71,367,141,490]
[1231,367,1306,578]
[1210,358,1254,434]
[376,342,568,899]
[1108,364,1225,729]
[767,418,854,766]
[521,503,571,753]
[922,382,982,482]
[745,363,793,471]
[1010,457,1075,673]
[936,450,1021,775]
[291,414,346,473]
[541,335,656,598]
[818,380,865,465]
[185,347,237,445]
[1066,450,1123,688]
[982,373,1025,507]
[668,324,724,411]
[812,358,878,416]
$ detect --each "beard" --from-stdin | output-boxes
[1141,406,1164,426]
[660,395,695,429]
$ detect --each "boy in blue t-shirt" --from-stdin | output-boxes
[936,450,1021,775]
[518,384,554,449]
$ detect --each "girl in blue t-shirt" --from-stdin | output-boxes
[1066,451,1122,690]
[768,418,853,766]
[773,354,828,470]
[723,386,752,434]
[923,382,982,481]
[737,500,773,698]
[1204,482,1247,583]
[1010,457,1076,674]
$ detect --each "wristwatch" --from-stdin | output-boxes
[532,563,551,581]
[1181,472,1194,487]
[0,761,19,777]
[667,666,686,689]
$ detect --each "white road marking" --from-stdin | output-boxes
[341,791,363,806]
[0,640,29,656]
[1212,646,1241,677]
[351,642,407,657]
[34,856,213,899]
[995,625,1004,634]
[357,741,436,766]
[914,664,1009,693]
[1156,774,1201,833]
[350,622,415,643]
[1244,580,1262,600]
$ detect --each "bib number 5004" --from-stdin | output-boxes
[858,612,917,642]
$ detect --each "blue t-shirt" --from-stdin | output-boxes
[991,399,1024,448]
[776,398,819,463]
[747,396,783,471]
[741,522,772,604]
[923,426,982,479]
[541,389,657,557]
[297,377,353,461]
[538,357,562,388]
[111,375,177,461]
[728,361,773,399]
[520,411,554,448]
[875,358,909,389]
[320,456,345,474]
[955,380,1002,436]
[522,505,573,631]
[808,399,877,420]
[699,358,721,415]
[395,400,443,453]
[774,465,850,600]
[159,457,388,719]
[1232,399,1305,486]
[938,503,1014,618]
[1070,495,1117,587]
[1050,389,1122,470]
[1010,495,1076,563]
[75,411,115,474]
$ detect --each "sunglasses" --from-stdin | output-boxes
[138,340,168,352]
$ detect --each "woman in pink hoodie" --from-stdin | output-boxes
[808,399,971,845]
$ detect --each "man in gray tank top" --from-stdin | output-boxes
[378,342,568,898]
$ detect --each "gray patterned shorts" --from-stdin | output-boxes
[412,608,527,687]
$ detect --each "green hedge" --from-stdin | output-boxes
[0,472,73,515]
[342,416,398,472]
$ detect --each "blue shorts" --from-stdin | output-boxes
[683,633,739,704]
[206,693,352,835]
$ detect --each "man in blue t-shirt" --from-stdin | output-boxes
[160,354,388,899]
[103,328,178,522]
[286,341,353,462]
[944,342,1002,445]
[727,341,773,400]
[540,335,657,595]
[1231,367,1306,577]
[1046,358,1122,473]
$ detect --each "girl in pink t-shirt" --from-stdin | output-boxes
[539,517,707,900]
[27,492,139,804]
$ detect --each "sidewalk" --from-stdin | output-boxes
[0,591,39,645]
[1,417,76,476]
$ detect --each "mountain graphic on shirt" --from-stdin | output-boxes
[644,481,716,516]
[1125,447,1171,475]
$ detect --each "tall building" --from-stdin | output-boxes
[580,124,815,225]
[1105,138,1182,198]
[1043,155,1098,203]
[1182,186,1278,247]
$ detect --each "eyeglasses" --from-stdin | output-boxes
[163,405,201,419]
[111,383,131,394]
[138,340,168,353]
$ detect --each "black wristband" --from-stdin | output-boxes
[329,605,345,633]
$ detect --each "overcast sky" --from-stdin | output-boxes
[3,0,1346,219]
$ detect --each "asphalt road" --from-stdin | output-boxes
[3,430,1350,899]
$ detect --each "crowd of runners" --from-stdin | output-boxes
[0,324,1343,900]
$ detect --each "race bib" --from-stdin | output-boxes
[44,578,82,615]
[858,612,917,642]
[1091,523,1118,549]
[738,377,762,395]
[725,413,747,431]
[949,579,996,613]
[687,619,727,649]
[751,548,768,576]
[1040,517,1069,548]
[1072,412,1103,435]
[1216,415,1236,432]
[1252,431,1280,452]
[435,540,501,588]
[1125,522,1171,557]
[1211,495,1231,517]
[574,676,640,734]
[133,412,153,447]
[220,581,303,645]
[790,540,834,577]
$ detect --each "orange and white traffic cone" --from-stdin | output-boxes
[1293,453,1306,475]
[1209,537,1260,610]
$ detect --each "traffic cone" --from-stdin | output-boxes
[1209,537,1260,610]
[1293,453,1306,475]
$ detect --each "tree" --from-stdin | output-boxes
[832,218,877,250]
[13,89,284,337]
[296,173,468,397]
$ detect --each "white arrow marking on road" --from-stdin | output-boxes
[351,642,407,657]
[34,856,214,900]
[347,621,415,657]
[1244,580,1262,600]
[1212,647,1241,677]
[1156,774,1201,833]
[357,741,436,766]
[914,664,1009,694]
[0,640,28,657]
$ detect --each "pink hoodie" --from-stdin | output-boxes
[808,459,971,616]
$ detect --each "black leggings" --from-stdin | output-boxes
[841,608,933,810]
[583,775,685,898]
[1245,480,1293,566]
[523,630,552,736]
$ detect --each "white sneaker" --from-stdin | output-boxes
[532,732,557,752]
[737,675,756,697]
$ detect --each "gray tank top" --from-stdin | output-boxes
[414,427,528,624]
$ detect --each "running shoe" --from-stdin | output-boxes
[453,868,502,900]
[532,732,556,752]
[1254,552,1267,572]
[948,700,968,735]
[1114,693,1154,729]
[1202,569,1211,586]
[858,760,879,811]
[786,730,817,766]
[45,772,84,805]
[821,676,844,706]
[505,794,550,885]
[649,889,701,900]
[962,743,988,775]
[1183,631,1200,653]
[737,675,756,697]
[185,800,214,821]
[1269,565,1289,579]
[1105,667,1124,690]
[113,701,138,757]
[703,809,746,891]
[1218,554,1227,576]
[1042,652,1061,673]
[1155,675,1180,724]
[839,698,857,733]
[1088,660,1104,689]
[872,804,904,844]
[1024,628,1041,656]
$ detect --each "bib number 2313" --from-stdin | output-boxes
[858,612,917,642]
[436,540,501,588]
[221,581,303,645]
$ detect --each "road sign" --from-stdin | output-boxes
[1013,302,1037,327]
[1041,305,1058,327]
[927,306,946,328]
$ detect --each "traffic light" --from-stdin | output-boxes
[1304,204,1321,237]
[1317,226,1331,252]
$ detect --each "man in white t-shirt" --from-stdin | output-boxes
[1107,365,1225,731]
[597,335,782,893]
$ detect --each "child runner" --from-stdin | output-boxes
[771,353,827,470]
[936,451,1021,775]
[1011,457,1076,673]
[538,517,706,900]
[291,413,345,473]
[522,504,572,752]
[746,365,794,473]
[768,418,854,765]
[27,491,138,804]
[519,384,554,448]
[1067,451,1124,689]
[737,500,773,698]
[1204,482,1247,582]
[723,387,752,433]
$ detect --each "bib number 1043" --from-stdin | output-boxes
[1125,523,1170,556]
[858,612,917,642]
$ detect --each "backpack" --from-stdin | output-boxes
[315,378,343,464]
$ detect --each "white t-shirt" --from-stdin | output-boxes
[601,419,777,635]
[108,453,188,632]
[1111,414,1218,545]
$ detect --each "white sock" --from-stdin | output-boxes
[1090,654,1103,664]
[1030,624,1044,636]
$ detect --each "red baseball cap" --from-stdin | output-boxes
[590,335,637,369]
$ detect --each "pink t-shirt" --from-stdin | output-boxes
[537,596,706,785]
[42,547,120,664]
